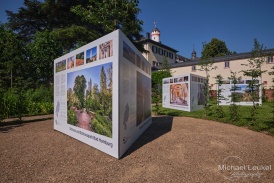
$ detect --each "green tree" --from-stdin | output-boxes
[100,66,107,94]
[0,24,30,90]
[106,64,113,119]
[107,64,113,92]
[213,74,225,119]
[199,45,218,116]
[0,24,31,120]
[241,39,266,123]
[6,0,93,45]
[269,66,274,83]
[91,83,100,110]
[228,71,242,122]
[201,38,234,58]
[268,66,274,122]
[28,31,63,88]
[152,56,171,115]
[71,0,145,52]
[73,75,87,109]
[100,66,110,115]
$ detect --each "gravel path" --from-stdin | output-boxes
[0,116,274,182]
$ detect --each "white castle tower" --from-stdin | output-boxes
[151,22,160,42]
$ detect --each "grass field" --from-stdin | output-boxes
[153,102,274,135]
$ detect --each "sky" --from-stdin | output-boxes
[138,0,274,58]
[1,0,274,58]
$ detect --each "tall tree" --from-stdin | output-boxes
[213,74,225,119]
[152,56,171,115]
[6,1,89,37]
[92,84,99,101]
[100,66,107,93]
[71,0,145,52]
[73,75,87,109]
[199,42,218,116]
[6,0,95,51]
[228,71,241,122]
[100,66,108,114]
[107,64,113,92]
[269,66,274,122]
[0,24,30,90]
[28,30,63,87]
[7,0,145,52]
[201,38,233,58]
[241,38,266,123]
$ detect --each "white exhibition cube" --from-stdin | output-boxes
[162,74,206,112]
[217,79,262,105]
[54,30,152,159]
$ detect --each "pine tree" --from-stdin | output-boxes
[100,66,107,93]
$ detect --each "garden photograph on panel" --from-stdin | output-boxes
[76,51,84,66]
[67,62,112,138]
[56,59,66,73]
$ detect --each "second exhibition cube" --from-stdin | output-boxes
[162,74,206,112]
[54,30,152,159]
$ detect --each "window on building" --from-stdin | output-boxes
[267,56,274,63]
[158,48,163,55]
[152,46,157,53]
[153,61,161,67]
[164,50,168,57]
[192,65,196,71]
[169,52,173,59]
[225,61,230,68]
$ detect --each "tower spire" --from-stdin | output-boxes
[151,22,160,42]
[191,44,197,60]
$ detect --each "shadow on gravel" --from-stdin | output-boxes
[121,116,173,159]
[0,116,53,133]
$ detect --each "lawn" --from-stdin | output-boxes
[153,102,274,135]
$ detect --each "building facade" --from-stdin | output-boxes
[141,27,274,100]
[169,51,274,100]
[140,28,178,67]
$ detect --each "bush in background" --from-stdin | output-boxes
[0,85,53,120]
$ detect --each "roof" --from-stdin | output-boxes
[139,38,178,53]
[152,27,160,32]
[176,54,192,62]
[155,48,274,69]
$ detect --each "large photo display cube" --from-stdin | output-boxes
[162,74,206,112]
[54,30,152,159]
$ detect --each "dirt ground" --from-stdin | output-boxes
[0,115,274,182]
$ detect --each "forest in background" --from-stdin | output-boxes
[0,0,143,121]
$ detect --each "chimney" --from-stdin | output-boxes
[146,32,150,39]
